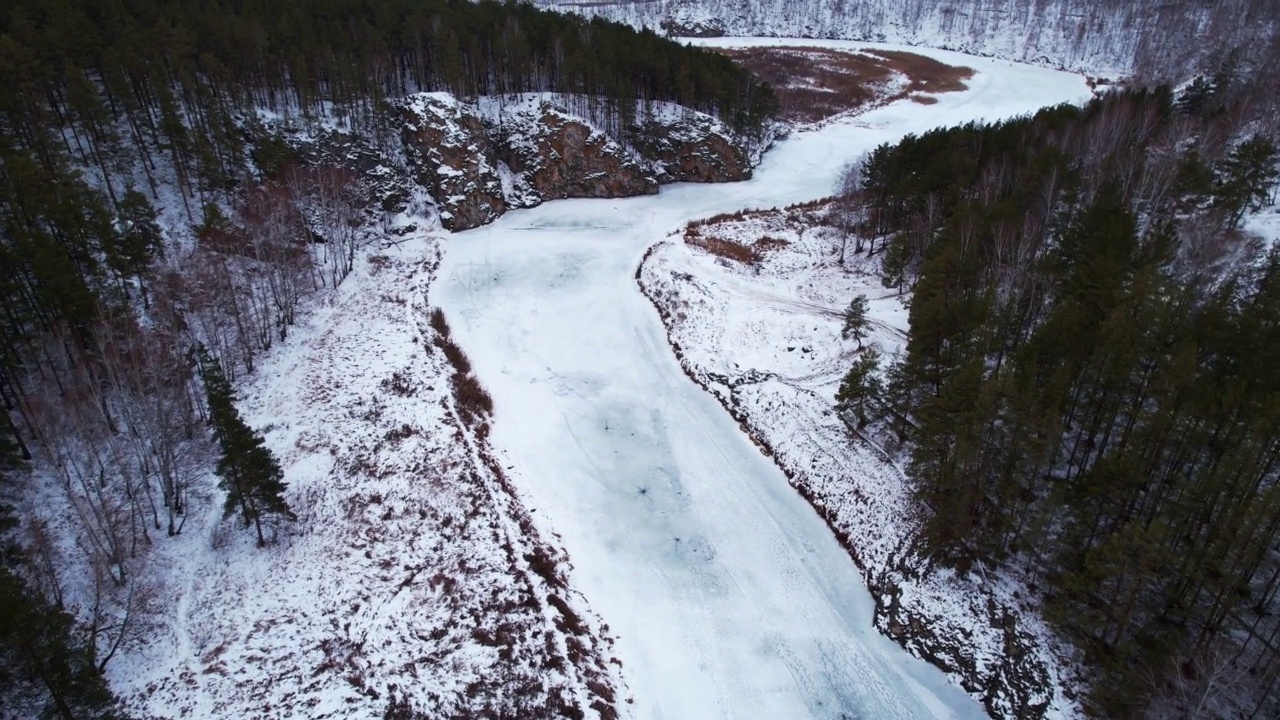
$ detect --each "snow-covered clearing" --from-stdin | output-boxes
[435,40,1093,719]
[108,241,621,718]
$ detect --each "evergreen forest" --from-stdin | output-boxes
[841,84,1280,717]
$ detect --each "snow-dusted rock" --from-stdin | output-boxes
[495,102,658,201]
[627,105,752,183]
[401,93,758,232]
[290,129,412,213]
[402,93,506,231]
[659,2,726,37]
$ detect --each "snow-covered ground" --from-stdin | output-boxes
[1245,203,1280,249]
[435,41,1093,719]
[107,241,622,718]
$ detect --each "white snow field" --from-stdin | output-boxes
[435,41,1094,720]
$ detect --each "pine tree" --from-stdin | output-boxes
[107,189,163,303]
[0,432,21,564]
[196,346,295,546]
[1213,135,1280,228]
[840,294,871,348]
[0,569,130,720]
[835,348,883,425]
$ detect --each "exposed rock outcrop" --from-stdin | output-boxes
[873,567,1054,719]
[401,94,505,231]
[628,109,752,183]
[289,130,412,213]
[498,104,658,201]
[400,93,758,232]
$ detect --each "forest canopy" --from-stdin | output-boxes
[840,87,1280,717]
[0,0,779,375]
[0,0,777,134]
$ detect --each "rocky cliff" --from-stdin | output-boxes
[402,94,507,232]
[627,105,752,183]
[658,3,726,37]
[496,101,658,203]
[401,93,758,231]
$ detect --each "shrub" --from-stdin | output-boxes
[451,372,493,420]
[429,307,450,337]
[438,338,472,375]
[754,236,791,253]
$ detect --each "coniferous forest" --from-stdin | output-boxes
[0,1,777,716]
[838,81,1280,717]
[0,0,776,388]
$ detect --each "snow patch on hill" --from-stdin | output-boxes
[1245,203,1280,250]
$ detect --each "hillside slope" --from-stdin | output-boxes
[98,236,625,719]
[535,0,1276,78]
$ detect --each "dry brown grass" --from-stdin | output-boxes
[718,46,891,123]
[754,236,791,253]
[684,232,792,265]
[865,49,974,96]
[718,46,973,123]
[686,234,761,264]
[786,195,838,211]
[428,307,493,423]
[438,339,472,375]
[429,307,450,337]
[451,371,493,420]
[686,207,775,229]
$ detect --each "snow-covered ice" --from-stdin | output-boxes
[435,41,1093,719]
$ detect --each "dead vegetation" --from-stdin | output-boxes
[686,234,761,264]
[865,49,973,96]
[450,372,494,422]
[754,236,791,252]
[429,306,494,425]
[687,207,777,229]
[683,221,793,266]
[718,46,973,123]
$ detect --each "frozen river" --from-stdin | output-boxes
[436,40,1092,720]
